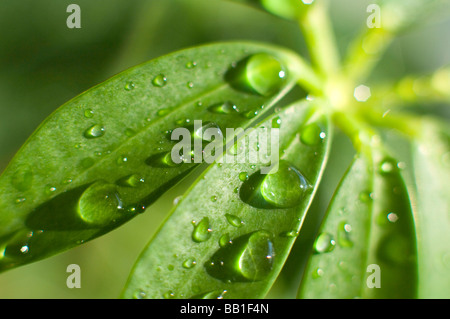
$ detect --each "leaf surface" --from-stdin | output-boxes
[122,100,330,299]
[0,42,315,271]
[298,149,418,298]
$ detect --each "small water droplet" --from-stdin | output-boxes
[182,258,197,269]
[192,217,212,243]
[163,291,175,299]
[312,267,324,279]
[239,172,249,181]
[80,157,95,169]
[219,233,233,247]
[117,155,128,165]
[208,101,240,114]
[313,232,336,253]
[359,191,373,202]
[157,108,171,117]
[124,81,135,91]
[300,123,326,145]
[225,213,244,228]
[45,185,57,196]
[242,110,259,119]
[146,152,183,168]
[133,289,147,299]
[84,124,105,139]
[84,108,94,118]
[205,230,274,282]
[186,61,197,69]
[191,290,228,299]
[226,53,287,96]
[387,212,399,223]
[337,221,353,248]
[281,230,299,238]
[11,166,33,191]
[152,74,167,87]
[19,245,29,254]
[125,128,136,137]
[272,116,281,128]
[15,197,26,204]
[117,174,144,188]
[187,81,194,88]
[210,195,217,202]
[379,158,398,175]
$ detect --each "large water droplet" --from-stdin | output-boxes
[192,217,212,243]
[240,161,311,209]
[84,124,105,139]
[313,232,336,253]
[152,74,167,87]
[205,230,274,282]
[77,181,124,225]
[226,53,287,96]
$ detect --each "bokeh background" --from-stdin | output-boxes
[0,0,448,298]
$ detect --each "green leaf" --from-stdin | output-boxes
[413,121,450,298]
[0,42,315,272]
[121,100,330,299]
[298,149,418,298]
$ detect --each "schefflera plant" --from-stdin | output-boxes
[0,0,449,299]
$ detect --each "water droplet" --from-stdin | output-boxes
[125,128,136,137]
[239,172,249,181]
[152,74,167,87]
[312,267,324,279]
[337,221,353,248]
[124,81,135,91]
[117,155,128,165]
[242,110,259,119]
[133,289,147,299]
[77,181,124,225]
[210,195,217,202]
[300,123,326,145]
[219,233,233,247]
[117,174,144,188]
[208,101,240,114]
[19,245,29,254]
[163,291,175,299]
[186,61,197,69]
[226,53,287,96]
[240,161,310,209]
[167,264,174,271]
[313,232,336,253]
[187,81,194,88]
[80,157,95,169]
[182,258,197,269]
[11,166,33,191]
[387,212,399,223]
[281,230,299,238]
[192,217,212,243]
[272,116,281,128]
[379,158,398,175]
[84,124,105,139]
[225,214,244,228]
[45,185,57,196]
[84,108,94,118]
[157,108,170,117]
[359,191,373,202]
[15,197,26,204]
[205,230,274,282]
[146,152,183,168]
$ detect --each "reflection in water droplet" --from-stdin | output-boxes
[313,232,336,253]
[205,230,274,282]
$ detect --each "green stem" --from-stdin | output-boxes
[298,1,340,79]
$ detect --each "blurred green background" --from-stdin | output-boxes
[0,0,448,298]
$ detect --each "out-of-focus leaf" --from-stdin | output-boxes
[298,149,417,298]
